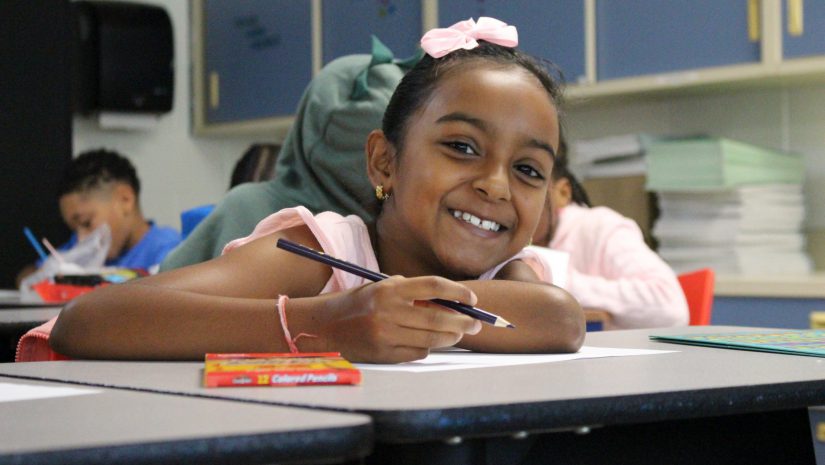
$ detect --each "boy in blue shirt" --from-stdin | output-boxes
[18,149,180,282]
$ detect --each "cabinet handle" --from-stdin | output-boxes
[747,0,760,42]
[787,0,804,36]
[209,71,220,109]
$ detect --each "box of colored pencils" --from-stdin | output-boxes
[203,352,361,388]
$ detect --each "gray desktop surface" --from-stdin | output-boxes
[0,307,60,328]
[1,326,824,443]
[0,376,371,465]
[0,290,56,309]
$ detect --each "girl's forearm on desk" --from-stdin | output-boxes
[49,283,294,360]
[49,279,480,363]
[456,278,585,354]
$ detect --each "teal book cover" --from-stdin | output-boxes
[650,330,825,357]
[645,137,804,191]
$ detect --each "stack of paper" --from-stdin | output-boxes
[647,138,811,276]
[646,137,804,190]
[570,133,657,179]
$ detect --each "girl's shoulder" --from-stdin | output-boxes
[222,207,378,293]
[222,206,369,254]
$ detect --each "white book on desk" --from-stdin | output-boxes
[570,134,658,180]
[657,184,803,208]
[653,214,805,240]
[663,250,812,276]
[570,133,648,164]
[657,203,804,222]
[659,241,809,261]
[657,232,807,249]
[573,153,648,179]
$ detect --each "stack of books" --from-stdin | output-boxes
[569,133,659,245]
[647,137,811,275]
[646,138,803,191]
[569,133,656,180]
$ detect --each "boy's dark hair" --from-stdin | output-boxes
[382,40,565,154]
[58,149,140,197]
[551,136,591,207]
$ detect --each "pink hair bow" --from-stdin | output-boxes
[420,17,518,59]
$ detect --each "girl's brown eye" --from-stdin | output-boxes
[446,141,477,155]
[515,164,543,179]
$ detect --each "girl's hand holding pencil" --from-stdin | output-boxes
[276,239,489,363]
[277,239,514,327]
[302,274,483,363]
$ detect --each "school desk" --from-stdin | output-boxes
[0,326,823,465]
[0,290,54,309]
[0,375,371,465]
[0,307,60,329]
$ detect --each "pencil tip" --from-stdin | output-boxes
[496,318,515,329]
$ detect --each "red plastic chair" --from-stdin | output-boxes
[677,268,715,325]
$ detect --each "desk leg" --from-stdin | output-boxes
[368,408,815,465]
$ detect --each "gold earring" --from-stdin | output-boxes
[375,185,390,201]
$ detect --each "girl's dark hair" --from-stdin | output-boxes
[58,148,140,197]
[382,40,564,153]
[551,136,591,207]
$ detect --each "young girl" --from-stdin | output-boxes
[47,17,584,363]
[532,139,688,329]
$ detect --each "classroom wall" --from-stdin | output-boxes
[72,0,825,270]
[564,84,825,269]
[73,0,266,230]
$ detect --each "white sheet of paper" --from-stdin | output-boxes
[356,346,675,372]
[0,382,101,403]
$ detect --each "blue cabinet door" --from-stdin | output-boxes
[438,0,586,85]
[783,0,825,59]
[596,0,760,80]
[204,0,313,123]
[712,297,825,329]
[322,0,422,64]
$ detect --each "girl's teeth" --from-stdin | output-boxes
[452,210,501,232]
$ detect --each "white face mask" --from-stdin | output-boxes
[66,223,113,268]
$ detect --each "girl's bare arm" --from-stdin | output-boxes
[50,226,480,362]
[456,260,585,353]
[50,225,331,360]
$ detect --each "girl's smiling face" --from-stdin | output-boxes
[371,65,559,279]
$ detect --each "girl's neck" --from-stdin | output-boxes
[373,214,448,279]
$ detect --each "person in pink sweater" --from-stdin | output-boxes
[533,140,688,329]
[37,18,584,363]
